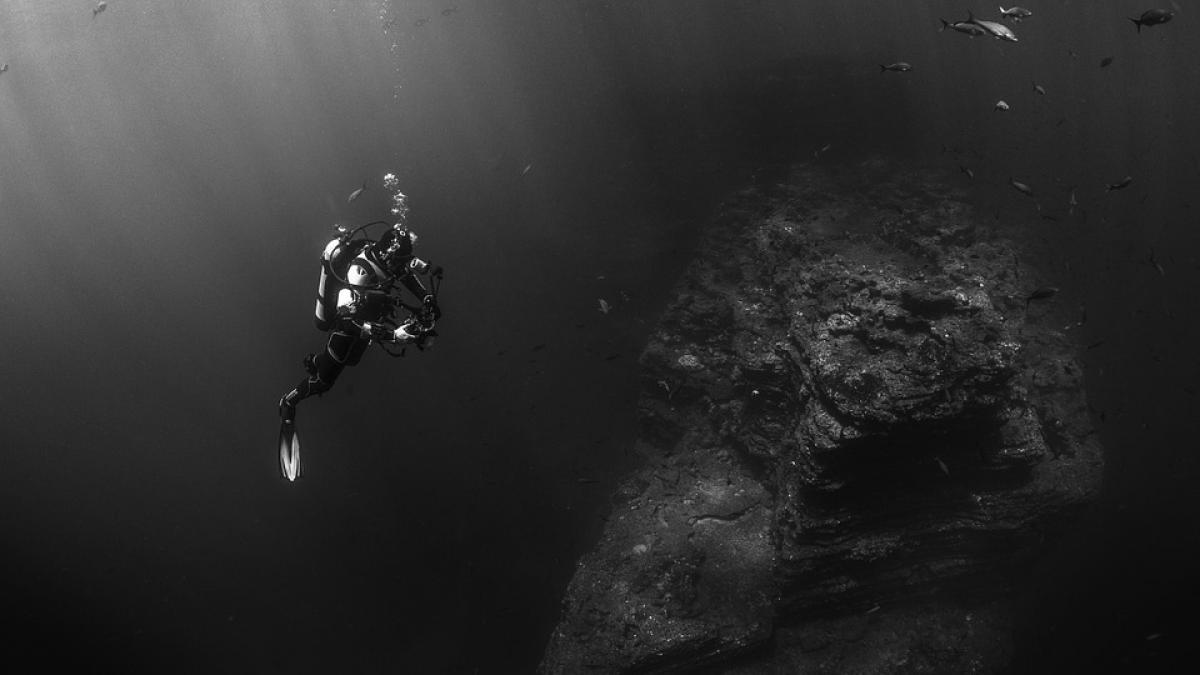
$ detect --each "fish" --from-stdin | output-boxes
[959,165,975,180]
[1033,82,1046,96]
[522,163,533,176]
[1100,56,1114,68]
[1130,9,1174,33]
[968,11,1019,42]
[814,142,833,158]
[1069,189,1078,215]
[1147,249,1166,277]
[934,457,950,476]
[999,6,1033,21]
[1010,177,1034,197]
[0,63,7,74]
[347,181,367,204]
[939,19,988,37]
[93,2,107,18]
[1105,175,1133,192]
[879,62,913,73]
[598,298,611,314]
[994,100,1010,112]
[414,17,429,27]
[442,5,458,16]
[1025,286,1059,307]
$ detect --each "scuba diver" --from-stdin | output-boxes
[277,174,443,481]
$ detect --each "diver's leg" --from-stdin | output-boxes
[279,349,346,422]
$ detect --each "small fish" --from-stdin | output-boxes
[879,62,913,73]
[934,457,950,476]
[814,142,833,158]
[1087,340,1105,350]
[1010,177,1034,197]
[598,298,611,314]
[93,1,107,18]
[1100,56,1114,68]
[939,19,988,37]
[1068,189,1078,215]
[968,11,1019,42]
[999,6,1033,21]
[347,181,367,204]
[1130,9,1173,33]
[959,165,975,180]
[1105,175,1133,192]
[1025,286,1059,306]
[414,17,429,27]
[1147,249,1166,277]
[522,163,533,176]
[442,5,458,16]
[994,100,1010,112]
[1033,82,1046,96]
[0,63,8,75]
[1076,304,1088,327]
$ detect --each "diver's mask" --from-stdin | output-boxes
[381,225,416,272]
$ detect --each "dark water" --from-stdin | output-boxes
[1,1,1197,672]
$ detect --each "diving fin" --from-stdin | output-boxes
[279,421,302,482]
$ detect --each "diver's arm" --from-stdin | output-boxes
[399,257,442,318]
[398,272,430,304]
[335,287,421,342]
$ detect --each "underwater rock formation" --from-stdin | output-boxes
[540,159,1103,673]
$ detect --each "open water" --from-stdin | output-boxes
[2,1,1198,672]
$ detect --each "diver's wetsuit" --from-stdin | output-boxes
[280,233,435,421]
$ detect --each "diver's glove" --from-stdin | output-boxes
[392,321,426,344]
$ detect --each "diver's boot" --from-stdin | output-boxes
[279,389,299,425]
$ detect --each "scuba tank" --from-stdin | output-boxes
[313,225,375,331]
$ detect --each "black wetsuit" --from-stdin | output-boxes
[281,243,432,419]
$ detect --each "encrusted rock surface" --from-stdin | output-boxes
[540,159,1103,673]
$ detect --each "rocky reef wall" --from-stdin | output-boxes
[540,159,1103,673]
